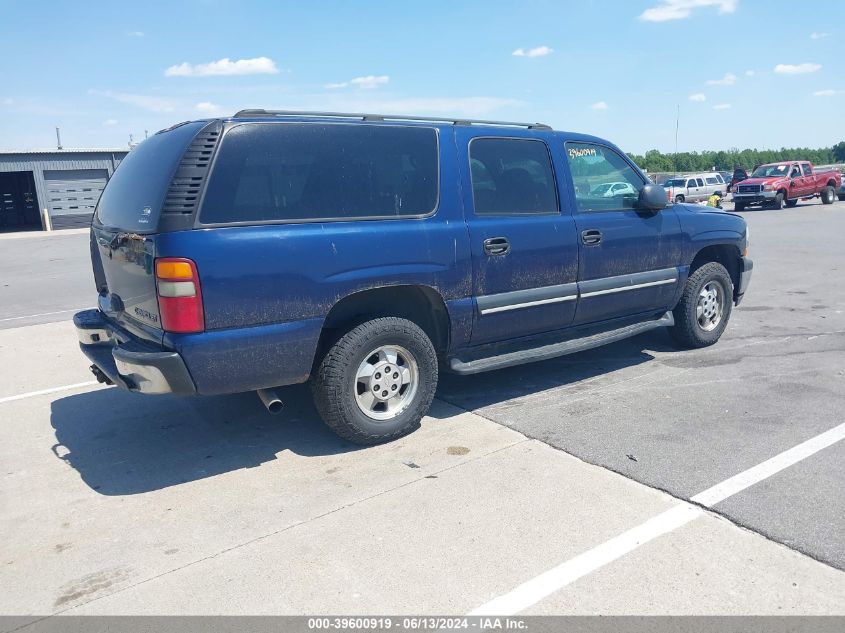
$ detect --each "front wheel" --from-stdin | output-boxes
[821,186,835,205]
[669,262,734,349]
[771,192,784,209]
[311,317,438,445]
[838,194,845,202]
[734,201,745,211]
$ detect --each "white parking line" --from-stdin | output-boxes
[0,381,102,405]
[691,421,845,507]
[470,421,845,616]
[0,308,90,323]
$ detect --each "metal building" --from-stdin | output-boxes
[0,149,129,232]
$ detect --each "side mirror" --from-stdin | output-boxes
[638,183,668,211]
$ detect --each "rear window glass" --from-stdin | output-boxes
[468,138,558,215]
[95,121,205,232]
[200,123,438,224]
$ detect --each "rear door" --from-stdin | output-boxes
[455,129,579,345]
[563,141,683,326]
[90,120,211,343]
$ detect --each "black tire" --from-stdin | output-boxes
[669,262,734,349]
[734,201,745,211]
[772,192,784,209]
[838,194,845,202]
[675,195,685,203]
[785,198,798,208]
[821,186,835,205]
[311,317,438,445]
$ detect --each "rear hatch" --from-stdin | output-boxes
[90,120,220,344]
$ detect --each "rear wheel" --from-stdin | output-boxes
[311,317,438,445]
[675,195,685,203]
[785,198,798,208]
[669,262,733,349]
[821,186,835,205]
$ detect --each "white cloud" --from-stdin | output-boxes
[165,56,279,77]
[326,75,390,89]
[706,72,737,85]
[810,32,827,39]
[640,0,737,22]
[745,69,755,76]
[590,101,609,110]
[713,103,732,110]
[774,62,821,75]
[512,46,554,58]
[688,93,706,102]
[90,89,176,113]
[102,118,118,126]
[195,101,226,115]
[1,97,13,105]
[813,89,838,97]
[127,31,145,37]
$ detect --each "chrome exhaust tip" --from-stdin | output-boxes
[257,388,283,414]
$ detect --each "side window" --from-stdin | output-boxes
[468,138,558,215]
[687,179,696,188]
[716,174,724,183]
[565,142,645,212]
[696,178,705,187]
[801,163,812,176]
[200,123,439,224]
[705,177,718,185]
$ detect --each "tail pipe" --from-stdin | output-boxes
[257,388,283,414]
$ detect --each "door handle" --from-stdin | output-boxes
[581,229,602,245]
[483,237,510,256]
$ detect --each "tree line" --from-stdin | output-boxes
[627,141,845,173]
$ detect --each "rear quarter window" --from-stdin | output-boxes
[95,121,206,232]
[199,123,439,224]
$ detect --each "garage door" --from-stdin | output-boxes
[44,169,109,230]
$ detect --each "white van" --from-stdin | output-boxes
[663,173,726,203]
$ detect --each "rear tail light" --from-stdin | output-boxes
[155,257,204,333]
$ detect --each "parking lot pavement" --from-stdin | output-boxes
[1,323,843,616]
[439,200,845,569]
[0,231,92,329]
[1,199,844,617]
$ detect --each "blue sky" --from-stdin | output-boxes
[0,0,841,153]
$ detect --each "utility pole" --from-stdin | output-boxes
[674,104,680,175]
[55,127,62,150]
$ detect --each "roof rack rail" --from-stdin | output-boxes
[231,109,552,130]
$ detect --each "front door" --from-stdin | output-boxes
[456,129,579,345]
[563,141,684,326]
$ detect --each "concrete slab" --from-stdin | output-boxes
[0,320,96,399]
[529,512,845,615]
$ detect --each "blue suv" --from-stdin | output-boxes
[74,110,752,444]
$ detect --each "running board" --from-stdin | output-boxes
[448,312,674,375]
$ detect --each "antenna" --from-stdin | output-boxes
[55,127,62,150]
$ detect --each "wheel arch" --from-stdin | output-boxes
[689,243,742,293]
[317,284,451,361]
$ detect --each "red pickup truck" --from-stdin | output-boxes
[732,161,841,210]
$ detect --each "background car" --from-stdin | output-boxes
[729,168,748,193]
[839,172,845,201]
[590,182,638,197]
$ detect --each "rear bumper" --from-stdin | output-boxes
[74,309,196,395]
[735,257,753,306]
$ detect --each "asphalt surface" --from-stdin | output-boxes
[0,229,92,329]
[0,200,843,616]
[439,197,845,568]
